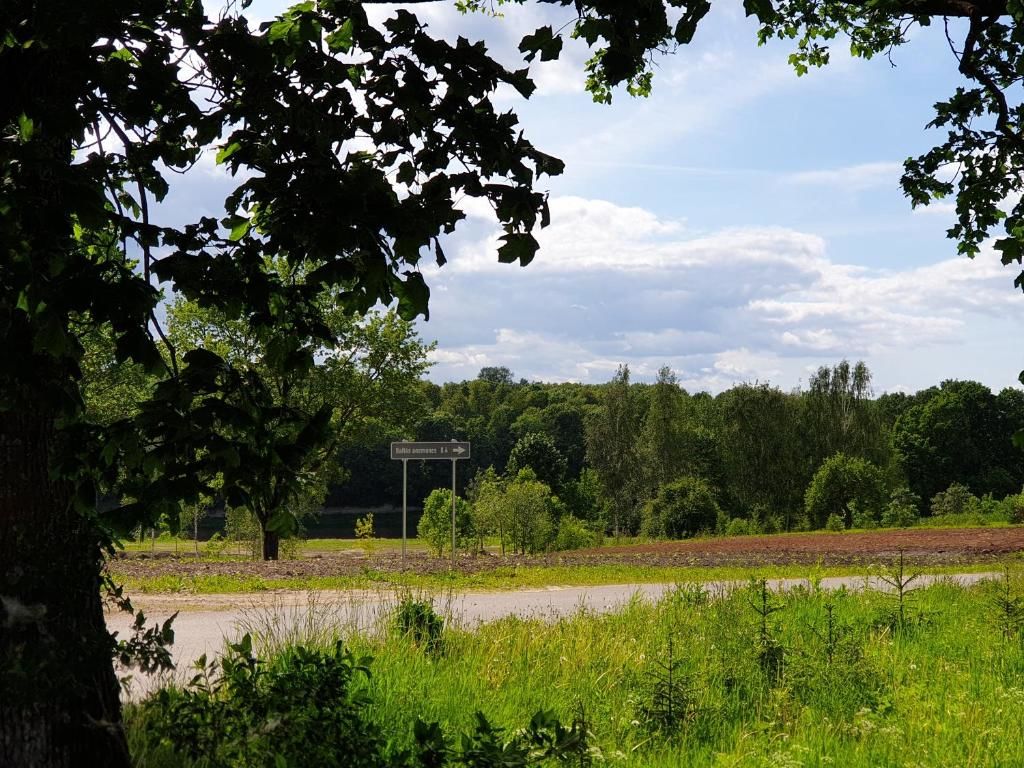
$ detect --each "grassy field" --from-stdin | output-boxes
[128,567,1024,766]
[110,561,1004,595]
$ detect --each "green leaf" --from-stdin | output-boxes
[327,18,355,52]
[215,142,242,164]
[675,1,711,44]
[223,215,251,241]
[17,113,33,141]
[394,272,430,321]
[266,509,298,535]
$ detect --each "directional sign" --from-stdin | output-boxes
[391,441,471,461]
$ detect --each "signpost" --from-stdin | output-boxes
[391,441,471,567]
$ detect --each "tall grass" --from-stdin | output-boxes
[128,569,1024,766]
[340,574,1024,766]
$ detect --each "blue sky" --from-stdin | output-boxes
[168,2,1024,394]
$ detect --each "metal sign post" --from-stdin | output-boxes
[402,459,408,561]
[391,441,471,567]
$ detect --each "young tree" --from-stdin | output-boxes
[417,488,473,557]
[167,298,433,559]
[499,469,556,555]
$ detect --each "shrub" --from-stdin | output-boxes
[881,487,921,528]
[726,517,754,536]
[825,513,846,532]
[138,635,388,767]
[641,477,721,539]
[553,514,599,551]
[930,482,976,516]
[393,597,445,654]
[501,470,556,554]
[418,489,473,557]
[850,504,877,529]
[804,453,887,529]
[355,512,375,553]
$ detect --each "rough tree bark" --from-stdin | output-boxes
[0,406,131,768]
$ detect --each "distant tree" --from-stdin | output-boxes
[641,476,721,539]
[717,383,806,526]
[804,453,888,529]
[637,366,686,493]
[805,360,887,466]
[506,432,568,492]
[893,380,1022,505]
[586,365,643,537]
[561,468,607,525]
[477,366,515,386]
[417,489,473,558]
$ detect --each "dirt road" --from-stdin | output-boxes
[107,571,997,698]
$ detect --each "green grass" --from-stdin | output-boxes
[338,572,1024,766]
[130,567,1024,766]
[110,561,1003,595]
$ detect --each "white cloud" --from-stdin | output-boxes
[785,162,904,190]
[424,195,1024,391]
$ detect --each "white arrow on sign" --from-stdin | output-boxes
[452,446,466,455]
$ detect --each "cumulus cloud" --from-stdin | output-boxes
[422,195,1024,391]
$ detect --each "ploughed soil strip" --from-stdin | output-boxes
[108,527,1024,580]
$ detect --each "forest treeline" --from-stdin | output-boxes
[333,361,1024,541]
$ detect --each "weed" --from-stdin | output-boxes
[394,596,445,654]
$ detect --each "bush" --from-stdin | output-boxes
[804,453,887,529]
[138,635,388,768]
[553,514,599,551]
[393,597,444,654]
[825,513,846,532]
[418,489,473,557]
[641,477,721,539]
[881,487,921,528]
[849,501,878,530]
[930,482,976,516]
[501,470,556,554]
[725,517,754,536]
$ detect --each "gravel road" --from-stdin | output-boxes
[107,571,997,698]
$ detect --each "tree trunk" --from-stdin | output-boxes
[262,528,280,561]
[0,407,131,768]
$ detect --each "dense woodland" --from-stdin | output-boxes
[328,361,1024,544]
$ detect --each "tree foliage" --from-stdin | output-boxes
[505,431,568,492]
[804,453,888,529]
[641,476,721,539]
[418,488,474,557]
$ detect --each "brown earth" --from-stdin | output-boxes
[108,527,1024,580]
